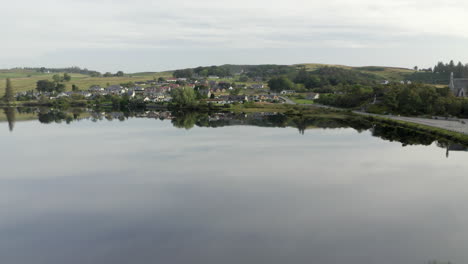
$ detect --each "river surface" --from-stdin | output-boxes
[0,110,467,264]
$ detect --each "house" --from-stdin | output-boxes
[106,85,125,95]
[380,80,389,85]
[56,92,70,98]
[208,75,220,79]
[208,80,217,87]
[134,86,145,94]
[218,95,248,103]
[211,88,226,93]
[168,83,180,89]
[155,94,166,101]
[78,91,92,98]
[306,93,320,100]
[166,78,177,82]
[252,94,279,102]
[198,89,211,98]
[280,90,295,95]
[143,87,159,97]
[159,86,172,93]
[205,98,227,104]
[127,90,136,98]
[250,84,264,89]
[89,86,104,92]
[449,72,468,97]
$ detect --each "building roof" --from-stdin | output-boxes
[449,72,468,97]
[452,79,468,89]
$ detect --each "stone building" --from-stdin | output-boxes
[449,72,468,97]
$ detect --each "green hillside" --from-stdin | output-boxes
[297,64,414,81]
[0,71,172,95]
[0,63,428,95]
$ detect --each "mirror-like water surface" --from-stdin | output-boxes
[1,109,467,264]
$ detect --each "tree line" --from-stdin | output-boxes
[267,66,379,92]
[316,82,468,117]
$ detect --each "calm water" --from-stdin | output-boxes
[1,109,467,264]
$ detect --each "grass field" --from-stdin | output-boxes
[290,98,315,104]
[0,71,172,95]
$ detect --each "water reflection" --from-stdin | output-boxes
[3,107,15,132]
[1,107,468,264]
[2,107,466,156]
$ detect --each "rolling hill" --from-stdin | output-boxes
[0,63,418,95]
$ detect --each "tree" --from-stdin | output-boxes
[116,71,124,77]
[4,107,16,132]
[103,72,113,77]
[120,82,135,88]
[72,84,79,92]
[230,87,242,95]
[63,73,71,82]
[56,83,66,93]
[173,69,193,78]
[90,72,102,77]
[52,74,63,83]
[238,76,249,82]
[268,76,295,92]
[37,80,56,92]
[36,80,65,93]
[171,111,199,130]
[4,78,14,103]
[171,87,196,106]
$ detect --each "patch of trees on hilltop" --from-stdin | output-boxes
[240,65,296,78]
[173,65,296,78]
[267,66,380,93]
[22,66,102,77]
[14,66,101,77]
[294,67,377,88]
[408,60,468,84]
[173,66,232,78]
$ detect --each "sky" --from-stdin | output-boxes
[2,0,468,73]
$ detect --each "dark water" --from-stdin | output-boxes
[0,109,467,264]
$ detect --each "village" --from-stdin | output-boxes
[13,76,320,105]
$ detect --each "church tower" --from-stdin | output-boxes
[449,72,456,95]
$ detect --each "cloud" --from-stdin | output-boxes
[1,0,468,71]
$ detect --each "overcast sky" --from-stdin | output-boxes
[2,0,468,72]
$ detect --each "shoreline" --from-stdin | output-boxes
[2,100,468,144]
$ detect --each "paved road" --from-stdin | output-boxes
[354,111,468,135]
[280,96,468,135]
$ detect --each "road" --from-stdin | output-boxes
[355,112,468,135]
[280,96,468,135]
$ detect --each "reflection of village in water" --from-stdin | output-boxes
[2,107,468,158]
